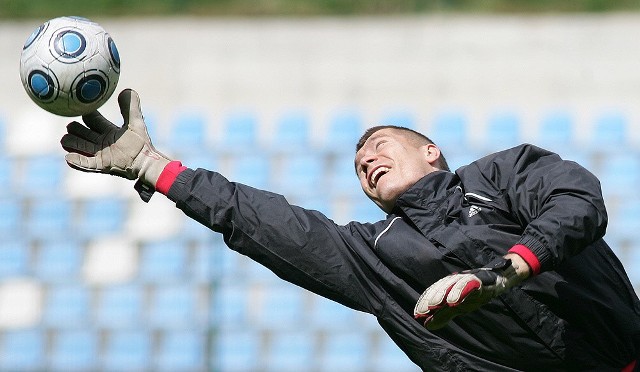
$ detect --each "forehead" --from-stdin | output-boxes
[358,128,406,151]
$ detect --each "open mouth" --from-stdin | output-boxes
[369,166,389,188]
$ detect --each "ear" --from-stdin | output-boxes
[421,144,442,169]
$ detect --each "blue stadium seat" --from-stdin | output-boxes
[0,239,29,278]
[323,109,363,154]
[139,239,188,283]
[591,111,628,147]
[96,284,144,329]
[50,330,98,371]
[270,110,311,152]
[350,198,386,223]
[327,153,364,198]
[20,155,64,197]
[42,284,90,328]
[597,153,640,200]
[0,156,15,196]
[212,330,261,371]
[320,332,370,372]
[273,154,325,197]
[156,331,206,371]
[0,199,23,240]
[430,110,467,150]
[148,285,199,329]
[33,239,82,282]
[537,110,574,153]
[228,154,271,189]
[264,331,315,372]
[484,111,521,151]
[309,296,356,330]
[77,198,126,238]
[218,110,259,153]
[608,200,640,242]
[372,336,421,372]
[168,111,208,154]
[624,243,640,286]
[0,329,45,371]
[380,109,417,129]
[27,199,72,240]
[179,152,217,172]
[210,283,249,328]
[103,330,151,371]
[253,284,305,330]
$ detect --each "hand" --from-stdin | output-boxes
[414,258,526,330]
[60,89,172,186]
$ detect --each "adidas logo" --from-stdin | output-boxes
[468,205,482,218]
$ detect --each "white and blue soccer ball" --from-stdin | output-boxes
[19,16,120,117]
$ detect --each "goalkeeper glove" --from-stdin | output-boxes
[61,89,172,197]
[414,258,525,330]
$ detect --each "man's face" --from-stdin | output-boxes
[355,128,440,213]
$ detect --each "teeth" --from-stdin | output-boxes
[371,167,389,186]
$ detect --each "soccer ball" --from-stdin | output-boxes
[19,16,120,117]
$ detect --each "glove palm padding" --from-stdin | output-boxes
[61,89,170,185]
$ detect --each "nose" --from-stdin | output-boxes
[358,153,377,172]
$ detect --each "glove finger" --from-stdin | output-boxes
[66,121,102,143]
[414,275,459,315]
[446,274,482,305]
[423,306,469,330]
[118,89,144,130]
[82,110,117,134]
[64,152,104,173]
[60,133,101,156]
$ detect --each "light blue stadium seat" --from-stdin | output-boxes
[0,329,45,371]
[591,111,628,147]
[210,283,249,328]
[218,110,259,153]
[103,330,151,371]
[608,200,640,242]
[212,330,261,371]
[624,243,640,287]
[33,239,82,282]
[0,239,29,278]
[430,110,467,150]
[309,296,356,330]
[0,156,15,195]
[96,284,144,329]
[372,336,421,372]
[42,284,90,328]
[148,285,199,329]
[270,110,311,152]
[264,331,315,372]
[139,239,188,283]
[168,111,208,154]
[27,199,72,240]
[328,153,364,198]
[179,152,217,172]
[228,154,271,189]
[597,153,640,200]
[537,110,574,153]
[50,330,98,371]
[380,109,416,129]
[274,154,325,197]
[350,198,386,223]
[323,109,363,154]
[253,285,305,330]
[156,331,206,371]
[320,332,371,372]
[20,155,64,197]
[484,111,521,151]
[0,198,23,240]
[445,152,480,172]
[78,198,126,238]
[208,234,240,279]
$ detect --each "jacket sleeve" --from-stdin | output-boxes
[165,167,391,314]
[470,144,608,273]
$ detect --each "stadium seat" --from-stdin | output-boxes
[139,239,188,283]
[323,108,363,154]
[264,331,315,372]
[20,155,65,197]
[372,335,422,372]
[537,110,574,153]
[42,284,90,328]
[327,153,364,198]
[0,329,45,371]
[210,283,250,328]
[253,284,305,330]
[0,240,29,278]
[227,153,271,189]
[148,285,200,329]
[218,110,259,153]
[430,110,468,149]
[273,154,325,197]
[103,330,151,371]
[168,111,209,154]
[270,109,311,152]
[483,110,521,151]
[349,198,386,223]
[33,239,82,282]
[597,153,640,200]
[319,332,371,371]
[212,330,261,371]
[309,295,356,330]
[77,198,126,238]
[379,109,417,129]
[27,199,72,240]
[0,156,15,196]
[96,284,144,329]
[591,111,628,147]
[0,198,23,240]
[50,330,98,371]
[155,330,206,371]
[608,199,640,242]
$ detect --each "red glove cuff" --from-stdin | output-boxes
[508,244,541,276]
[156,160,187,195]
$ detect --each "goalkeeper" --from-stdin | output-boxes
[61,89,640,371]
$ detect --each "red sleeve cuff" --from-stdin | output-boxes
[508,244,541,276]
[155,161,187,195]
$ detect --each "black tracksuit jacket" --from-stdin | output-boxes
[165,144,640,371]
